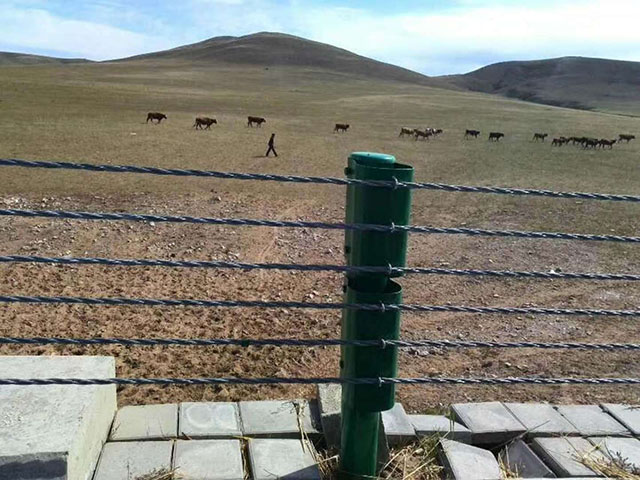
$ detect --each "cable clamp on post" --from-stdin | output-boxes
[391,176,400,190]
[379,338,388,349]
[377,376,384,388]
[379,302,386,313]
[386,263,394,276]
[389,221,396,233]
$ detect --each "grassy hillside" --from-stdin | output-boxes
[0,60,638,409]
[118,32,436,86]
[444,56,640,115]
[0,51,89,66]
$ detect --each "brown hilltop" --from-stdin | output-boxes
[117,31,435,85]
[442,56,640,114]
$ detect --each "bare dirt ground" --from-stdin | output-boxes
[0,62,638,410]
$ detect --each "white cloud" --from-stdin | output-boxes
[292,0,640,74]
[0,6,173,60]
[1,0,640,73]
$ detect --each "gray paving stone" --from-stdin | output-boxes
[381,403,416,446]
[589,436,640,470]
[504,403,578,437]
[408,415,472,443]
[248,439,321,480]
[110,403,178,441]
[556,405,629,436]
[439,439,501,480]
[500,439,556,478]
[601,403,640,436]
[452,402,526,445]
[173,439,244,480]
[531,437,604,477]
[239,400,321,438]
[0,356,116,480]
[93,441,173,480]
[179,402,241,439]
[317,384,341,448]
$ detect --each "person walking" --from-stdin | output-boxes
[265,133,277,157]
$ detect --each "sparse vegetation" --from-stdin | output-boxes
[0,43,638,409]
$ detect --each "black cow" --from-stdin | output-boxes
[619,134,636,143]
[146,112,167,124]
[464,129,480,139]
[334,123,350,133]
[247,116,266,127]
[488,132,505,141]
[193,117,217,130]
[533,133,548,142]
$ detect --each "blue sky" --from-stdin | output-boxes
[1,0,639,75]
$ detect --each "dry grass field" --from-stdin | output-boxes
[0,59,639,410]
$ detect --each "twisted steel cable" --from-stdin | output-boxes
[2,158,640,202]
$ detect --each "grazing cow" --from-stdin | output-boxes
[433,128,443,136]
[552,137,567,146]
[583,138,599,149]
[464,129,480,139]
[488,132,505,141]
[414,129,432,140]
[334,123,350,133]
[619,134,636,143]
[193,117,217,130]
[247,116,266,127]
[598,139,617,149]
[399,127,416,137]
[146,112,167,124]
[533,133,548,142]
[567,136,581,145]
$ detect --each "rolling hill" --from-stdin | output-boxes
[0,51,89,66]
[118,32,436,86]
[443,56,640,114]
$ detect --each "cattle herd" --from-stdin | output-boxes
[146,112,635,152]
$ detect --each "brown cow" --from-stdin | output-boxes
[399,127,415,137]
[247,116,266,127]
[193,117,217,130]
[414,129,432,140]
[533,133,548,142]
[146,112,167,124]
[619,134,635,143]
[334,123,350,133]
[598,139,616,149]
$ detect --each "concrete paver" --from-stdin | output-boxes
[452,402,526,445]
[408,415,471,443]
[439,439,501,480]
[173,439,244,480]
[556,405,629,436]
[0,356,116,480]
[316,384,341,448]
[179,402,241,438]
[381,403,416,446]
[239,400,321,438]
[531,437,604,478]
[504,403,578,437]
[248,439,321,480]
[589,436,640,470]
[500,439,555,478]
[93,441,173,480]
[110,403,178,441]
[601,404,640,436]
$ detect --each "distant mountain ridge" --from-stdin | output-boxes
[442,56,640,112]
[0,51,90,66]
[117,32,435,86]
[3,34,640,115]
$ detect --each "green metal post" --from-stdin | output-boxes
[340,152,413,479]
